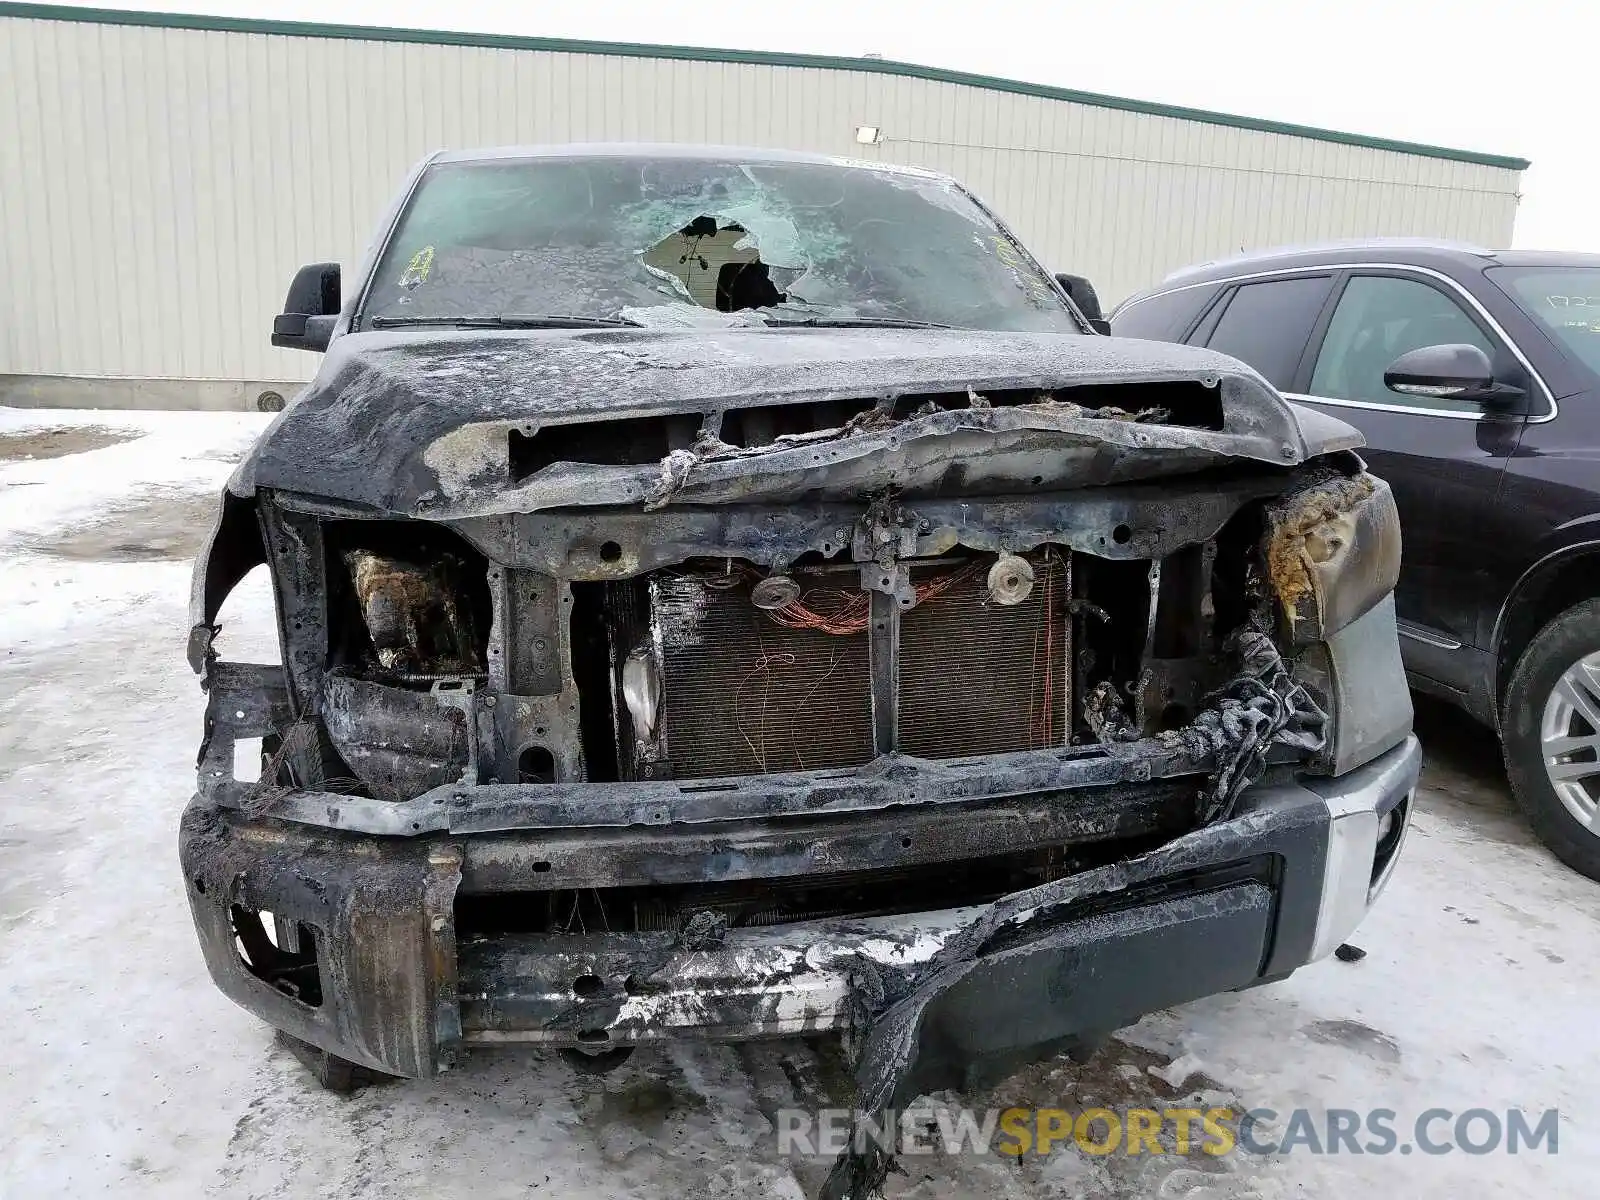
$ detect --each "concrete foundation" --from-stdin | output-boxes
[0,374,307,412]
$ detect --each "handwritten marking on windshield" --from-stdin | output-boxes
[399,245,435,289]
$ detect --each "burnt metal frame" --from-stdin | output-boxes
[204,472,1305,838]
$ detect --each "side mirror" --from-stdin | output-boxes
[1055,272,1111,335]
[272,263,341,351]
[1383,343,1523,408]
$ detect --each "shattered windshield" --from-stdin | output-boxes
[358,156,1081,334]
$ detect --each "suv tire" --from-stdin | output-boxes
[1502,599,1600,881]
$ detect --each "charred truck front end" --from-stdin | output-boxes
[180,147,1418,1193]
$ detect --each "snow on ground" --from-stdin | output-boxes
[1,405,1596,1198]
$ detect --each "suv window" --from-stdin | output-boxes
[1487,265,1600,382]
[1309,274,1494,412]
[1111,286,1215,342]
[1202,276,1333,388]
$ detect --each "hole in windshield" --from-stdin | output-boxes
[641,216,799,313]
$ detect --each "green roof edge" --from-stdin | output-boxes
[1,1,1532,171]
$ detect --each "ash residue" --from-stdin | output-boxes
[1265,471,1375,610]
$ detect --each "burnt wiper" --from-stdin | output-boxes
[759,315,953,330]
[369,313,643,329]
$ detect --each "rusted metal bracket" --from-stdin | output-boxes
[869,590,900,755]
[431,678,489,785]
[854,497,918,753]
[423,842,465,1071]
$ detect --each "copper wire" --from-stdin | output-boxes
[757,561,988,636]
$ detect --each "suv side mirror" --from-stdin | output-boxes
[272,263,341,351]
[1055,272,1112,335]
[1384,343,1525,409]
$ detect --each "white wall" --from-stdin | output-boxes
[0,10,1523,385]
[641,225,762,310]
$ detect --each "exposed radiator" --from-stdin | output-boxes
[622,552,1071,781]
[650,571,874,778]
[899,551,1070,759]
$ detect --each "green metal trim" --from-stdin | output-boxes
[0,2,1531,171]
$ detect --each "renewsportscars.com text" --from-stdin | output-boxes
[775,1106,1560,1158]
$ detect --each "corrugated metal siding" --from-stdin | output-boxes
[0,14,1523,383]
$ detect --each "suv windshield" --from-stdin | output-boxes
[358,155,1080,334]
[1489,266,1600,377]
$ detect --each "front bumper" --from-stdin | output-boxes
[180,735,1419,1079]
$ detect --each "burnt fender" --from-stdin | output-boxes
[188,488,265,676]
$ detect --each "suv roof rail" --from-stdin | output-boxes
[1160,238,1496,285]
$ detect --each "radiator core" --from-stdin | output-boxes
[651,571,874,778]
[634,552,1071,781]
[899,551,1070,759]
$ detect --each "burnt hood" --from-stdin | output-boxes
[233,325,1356,517]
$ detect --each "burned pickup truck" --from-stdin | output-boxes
[183,146,1417,1189]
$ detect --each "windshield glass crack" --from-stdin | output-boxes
[359,156,1080,334]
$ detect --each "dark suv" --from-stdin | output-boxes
[1112,242,1600,879]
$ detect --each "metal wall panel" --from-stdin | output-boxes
[0,13,1523,384]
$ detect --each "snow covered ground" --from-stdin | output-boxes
[1,405,1594,1199]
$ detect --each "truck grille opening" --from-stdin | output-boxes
[718,400,879,447]
[507,382,1223,480]
[585,550,1072,781]
[509,414,701,479]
